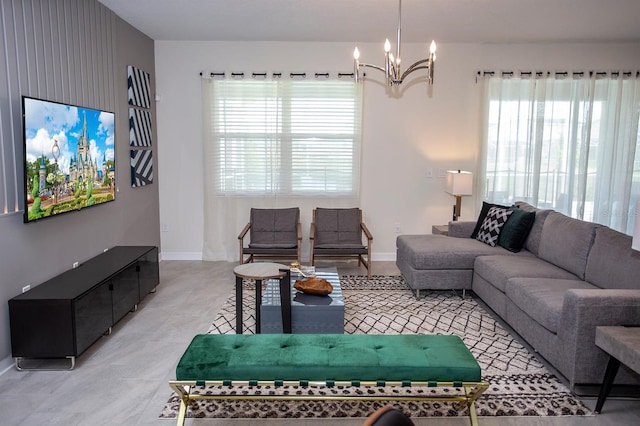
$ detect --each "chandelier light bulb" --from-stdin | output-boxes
[353,47,360,60]
[384,39,391,53]
[430,40,437,55]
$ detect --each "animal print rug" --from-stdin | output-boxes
[160,275,590,419]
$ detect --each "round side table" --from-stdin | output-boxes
[233,262,290,334]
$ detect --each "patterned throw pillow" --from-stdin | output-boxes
[476,206,513,247]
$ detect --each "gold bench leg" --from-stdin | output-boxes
[454,384,487,426]
[176,395,188,426]
[468,400,480,426]
[169,383,190,426]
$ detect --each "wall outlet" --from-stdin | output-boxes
[73,261,79,269]
[22,285,30,293]
[394,223,401,233]
[161,223,169,232]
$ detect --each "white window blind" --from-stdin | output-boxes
[205,79,362,196]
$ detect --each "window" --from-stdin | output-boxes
[481,73,640,234]
[204,79,362,196]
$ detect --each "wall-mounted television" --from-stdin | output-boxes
[22,96,116,223]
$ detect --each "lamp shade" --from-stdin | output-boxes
[633,200,640,252]
[446,171,473,196]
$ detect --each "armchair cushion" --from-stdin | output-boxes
[249,208,299,248]
[314,208,364,248]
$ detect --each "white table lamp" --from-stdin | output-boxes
[446,170,473,221]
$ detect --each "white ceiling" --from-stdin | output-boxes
[97,0,640,44]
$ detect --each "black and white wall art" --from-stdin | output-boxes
[127,65,151,108]
[127,65,153,187]
[130,149,153,187]
[129,108,152,147]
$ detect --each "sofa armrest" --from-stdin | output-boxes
[447,221,476,238]
[560,289,640,331]
[558,289,640,384]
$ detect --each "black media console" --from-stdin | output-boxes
[8,246,159,370]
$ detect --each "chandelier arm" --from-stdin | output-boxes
[402,59,431,75]
[394,64,433,84]
[358,63,387,74]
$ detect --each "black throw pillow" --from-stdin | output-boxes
[470,202,509,238]
[498,206,536,252]
[475,206,514,247]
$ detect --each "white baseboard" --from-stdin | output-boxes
[160,251,396,262]
[160,251,203,261]
[0,356,13,376]
[371,252,397,261]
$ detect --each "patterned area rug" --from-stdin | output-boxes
[160,275,591,419]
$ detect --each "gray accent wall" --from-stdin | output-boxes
[0,0,160,367]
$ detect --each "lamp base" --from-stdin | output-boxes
[453,196,462,221]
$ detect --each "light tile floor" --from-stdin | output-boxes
[0,260,639,425]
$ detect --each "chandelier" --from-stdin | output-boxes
[353,0,437,86]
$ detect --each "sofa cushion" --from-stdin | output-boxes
[505,278,598,333]
[396,234,511,270]
[585,226,640,289]
[538,212,597,280]
[474,254,578,293]
[498,207,536,253]
[514,201,552,256]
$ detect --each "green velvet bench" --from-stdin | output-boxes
[168,334,489,426]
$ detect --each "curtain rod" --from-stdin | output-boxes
[199,71,357,80]
[476,70,640,82]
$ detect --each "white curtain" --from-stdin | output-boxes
[480,72,640,234]
[201,78,363,261]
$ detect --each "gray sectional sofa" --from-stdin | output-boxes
[396,201,640,387]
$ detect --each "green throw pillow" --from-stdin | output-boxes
[498,206,536,252]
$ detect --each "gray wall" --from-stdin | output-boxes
[0,0,160,367]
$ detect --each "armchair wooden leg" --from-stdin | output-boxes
[359,255,371,279]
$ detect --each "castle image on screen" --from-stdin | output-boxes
[23,96,115,222]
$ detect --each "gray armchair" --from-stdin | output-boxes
[238,208,302,264]
[310,207,373,278]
